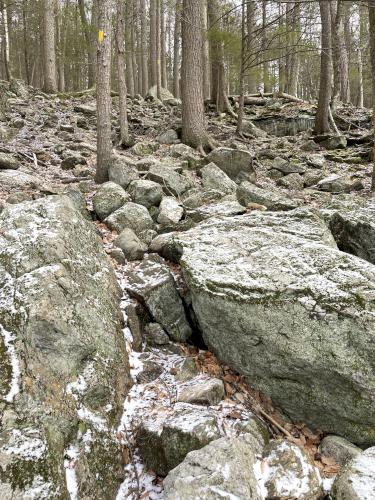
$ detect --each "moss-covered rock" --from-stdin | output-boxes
[0,195,131,498]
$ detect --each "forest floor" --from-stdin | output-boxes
[1,81,374,498]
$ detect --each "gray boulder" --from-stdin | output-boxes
[332,447,375,499]
[176,209,375,445]
[237,181,299,210]
[319,435,361,466]
[0,152,19,170]
[177,376,225,406]
[93,181,130,220]
[164,433,263,500]
[181,188,223,209]
[315,174,364,193]
[147,163,192,196]
[329,206,375,265]
[0,170,41,190]
[156,129,179,144]
[61,153,86,170]
[277,172,304,190]
[206,147,256,181]
[105,202,154,236]
[186,200,246,223]
[128,179,163,208]
[131,142,160,156]
[144,322,170,346]
[113,227,148,261]
[200,162,237,195]
[149,233,183,263]
[259,441,323,499]
[158,196,184,226]
[0,196,130,499]
[108,157,139,188]
[137,403,221,477]
[271,157,306,174]
[126,254,192,342]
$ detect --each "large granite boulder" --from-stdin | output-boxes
[105,202,154,236]
[176,209,375,445]
[0,196,131,499]
[147,163,192,197]
[200,162,237,195]
[164,433,263,500]
[206,147,256,181]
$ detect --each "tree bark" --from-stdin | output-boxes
[237,0,246,136]
[150,0,157,88]
[202,0,210,99]
[125,0,135,96]
[78,0,96,88]
[96,0,113,183]
[43,0,58,92]
[117,0,130,147]
[140,0,148,95]
[368,0,375,189]
[314,0,333,135]
[160,0,168,89]
[22,0,29,83]
[262,0,270,92]
[173,0,181,98]
[181,0,211,151]
[246,0,257,94]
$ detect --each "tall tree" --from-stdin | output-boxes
[181,0,212,151]
[140,0,148,95]
[117,0,131,147]
[1,0,12,81]
[150,0,158,88]
[125,0,135,96]
[95,0,113,183]
[78,0,96,88]
[43,0,58,92]
[314,0,333,135]
[246,0,257,94]
[173,0,181,98]
[368,0,375,189]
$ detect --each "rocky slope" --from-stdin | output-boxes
[1,80,375,498]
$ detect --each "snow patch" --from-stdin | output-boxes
[64,444,79,500]
[0,324,21,403]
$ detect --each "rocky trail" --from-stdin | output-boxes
[2,80,375,499]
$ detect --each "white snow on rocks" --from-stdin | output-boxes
[0,324,21,403]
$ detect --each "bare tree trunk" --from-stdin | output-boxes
[131,2,138,94]
[136,0,143,94]
[287,1,300,97]
[156,0,162,97]
[202,0,210,99]
[181,0,211,151]
[208,0,236,116]
[2,0,12,81]
[140,0,148,95]
[368,0,375,189]
[125,0,135,96]
[22,0,30,84]
[314,0,332,135]
[160,0,168,89]
[117,0,131,147]
[246,0,257,94]
[331,0,350,105]
[150,0,157,88]
[78,0,96,88]
[262,0,270,92]
[237,0,246,136]
[43,0,58,92]
[173,0,181,98]
[358,2,365,108]
[96,0,113,183]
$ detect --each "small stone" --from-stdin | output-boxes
[175,357,199,382]
[105,202,154,235]
[277,172,304,190]
[158,197,184,226]
[206,147,256,181]
[156,129,179,144]
[93,182,130,220]
[319,435,361,466]
[61,153,86,170]
[177,376,225,406]
[237,181,298,210]
[144,322,170,346]
[108,156,139,188]
[113,228,148,261]
[108,248,126,265]
[131,141,160,156]
[272,156,306,174]
[128,179,163,208]
[200,162,237,195]
[0,152,19,170]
